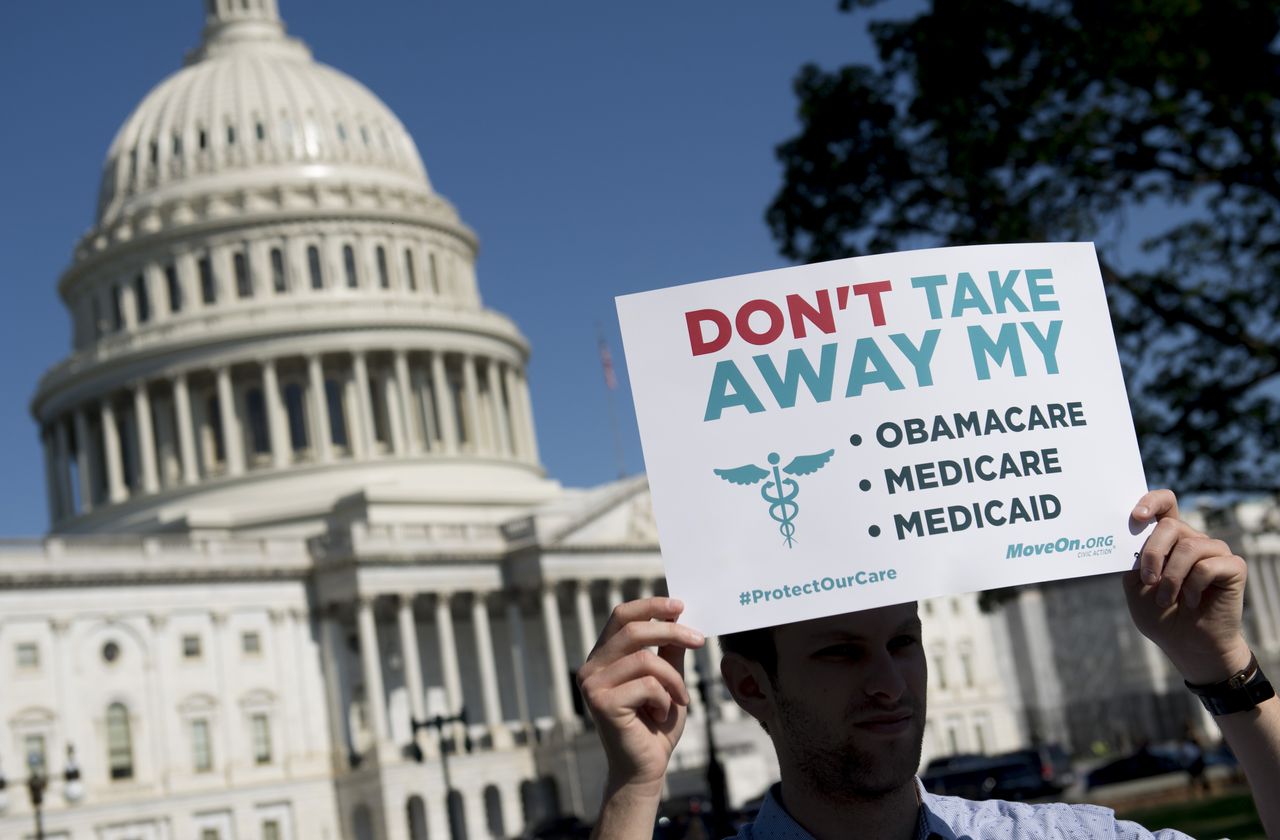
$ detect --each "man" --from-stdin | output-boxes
[579,490,1280,838]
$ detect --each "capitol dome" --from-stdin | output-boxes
[97,0,431,229]
[31,0,556,535]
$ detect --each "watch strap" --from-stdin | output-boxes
[1184,653,1275,716]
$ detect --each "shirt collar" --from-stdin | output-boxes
[747,781,952,840]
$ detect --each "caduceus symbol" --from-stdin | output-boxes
[713,449,835,547]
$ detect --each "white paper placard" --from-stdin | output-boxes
[616,242,1151,636]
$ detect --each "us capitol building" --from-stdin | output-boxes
[7,1,1280,838]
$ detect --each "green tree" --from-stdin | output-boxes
[768,0,1280,493]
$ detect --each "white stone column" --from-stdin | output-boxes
[394,350,419,453]
[505,596,534,735]
[383,374,407,455]
[54,420,75,515]
[1249,555,1280,650]
[471,592,511,747]
[489,359,514,456]
[638,579,655,600]
[607,580,624,611]
[434,593,467,743]
[100,399,127,503]
[172,374,199,484]
[262,359,289,468]
[540,584,577,726]
[319,611,352,773]
[288,609,321,759]
[573,581,598,664]
[396,595,428,730]
[306,355,334,463]
[73,410,94,512]
[132,383,160,493]
[355,596,391,749]
[462,354,484,453]
[352,351,376,457]
[431,351,459,455]
[147,614,173,790]
[210,611,239,775]
[215,367,245,475]
[1263,558,1280,652]
[502,364,527,459]
[517,370,541,462]
[413,368,437,453]
[269,610,303,768]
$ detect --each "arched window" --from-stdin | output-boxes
[271,248,287,293]
[308,245,323,289]
[106,703,135,780]
[166,264,182,313]
[484,785,505,839]
[403,248,417,291]
[199,255,216,304]
[406,796,428,840]
[284,383,308,451]
[234,251,252,298]
[111,285,125,331]
[246,388,270,456]
[343,245,358,288]
[376,246,389,289]
[134,274,150,323]
[428,253,440,295]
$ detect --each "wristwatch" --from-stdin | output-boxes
[1185,653,1275,716]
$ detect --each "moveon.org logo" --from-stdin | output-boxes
[1006,534,1114,559]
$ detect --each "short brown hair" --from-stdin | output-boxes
[717,625,778,679]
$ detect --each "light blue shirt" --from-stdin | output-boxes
[729,782,1195,839]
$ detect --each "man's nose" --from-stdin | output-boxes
[863,648,908,702]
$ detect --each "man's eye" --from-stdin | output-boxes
[815,644,862,659]
[889,635,920,651]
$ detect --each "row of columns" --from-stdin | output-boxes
[40,347,540,524]
[343,577,741,764]
[1248,554,1280,651]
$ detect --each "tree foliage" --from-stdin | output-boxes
[768,0,1280,493]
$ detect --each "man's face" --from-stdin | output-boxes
[764,602,927,801]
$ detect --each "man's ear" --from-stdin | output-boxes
[720,652,774,728]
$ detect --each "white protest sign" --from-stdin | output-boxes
[616,242,1151,636]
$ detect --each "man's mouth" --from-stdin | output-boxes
[853,711,914,734]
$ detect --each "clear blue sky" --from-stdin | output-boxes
[0,0,918,535]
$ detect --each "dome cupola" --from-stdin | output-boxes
[31,1,553,536]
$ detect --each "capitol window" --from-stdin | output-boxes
[246,389,270,456]
[198,127,208,150]
[343,245,358,288]
[376,245,389,288]
[199,255,216,304]
[191,718,213,773]
[251,713,273,764]
[16,641,39,670]
[235,251,252,298]
[106,702,135,780]
[135,274,150,323]
[404,248,417,290]
[307,245,323,289]
[23,733,47,772]
[262,820,281,840]
[242,631,262,656]
[166,264,182,313]
[270,247,287,293]
[226,123,237,145]
[284,383,309,451]
[112,285,125,331]
[182,634,203,659]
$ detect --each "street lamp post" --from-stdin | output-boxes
[0,745,84,840]
[695,660,733,840]
[410,709,468,840]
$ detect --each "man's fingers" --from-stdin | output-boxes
[1132,489,1180,525]
[1179,553,1247,610]
[1138,515,1206,586]
[593,597,686,652]
[1155,536,1229,608]
[590,616,704,669]
[582,649,690,706]
[603,677,674,725]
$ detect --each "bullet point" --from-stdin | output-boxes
[849,434,862,446]
[859,479,872,492]
[868,525,881,537]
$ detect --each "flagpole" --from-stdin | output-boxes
[598,324,628,480]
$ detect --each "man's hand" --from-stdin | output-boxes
[578,597,705,798]
[1124,489,1252,684]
